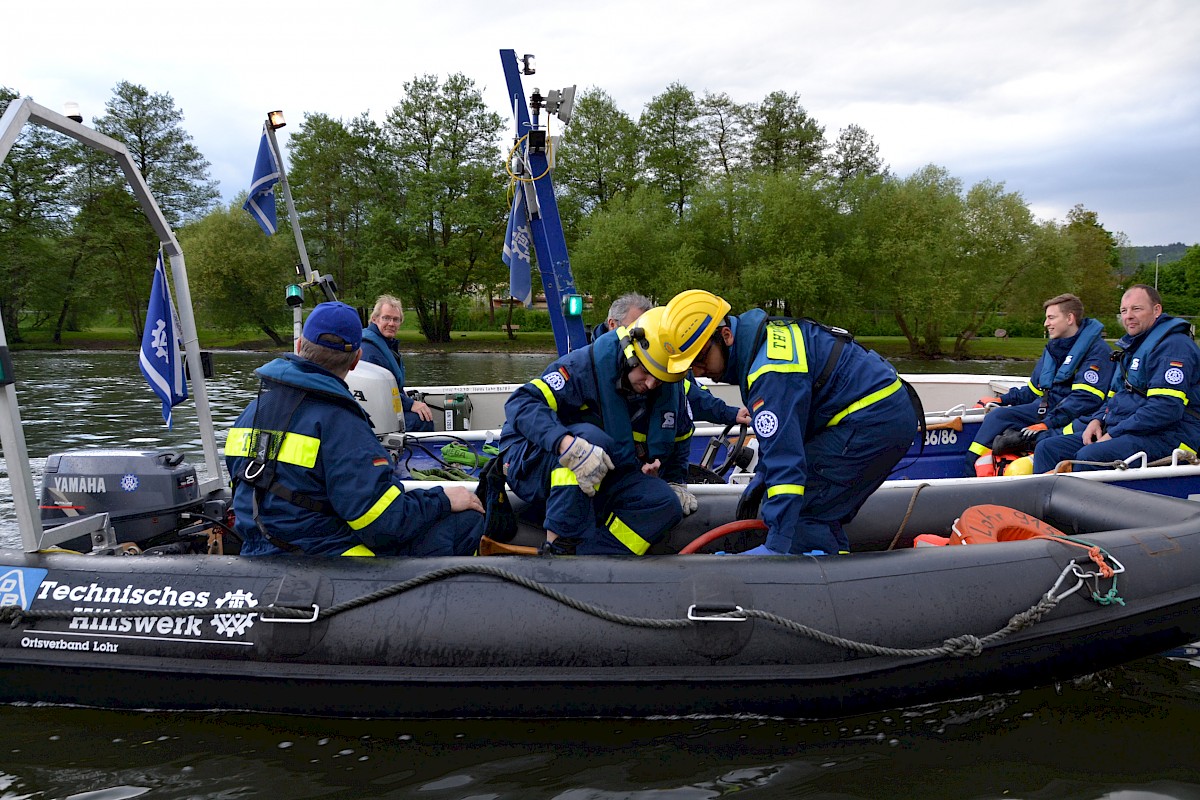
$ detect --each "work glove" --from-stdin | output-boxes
[1018,422,1050,448]
[974,396,1003,409]
[558,436,614,497]
[669,483,699,516]
[991,424,1047,456]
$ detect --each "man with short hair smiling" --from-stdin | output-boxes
[964,292,1112,475]
[360,294,434,432]
[1033,284,1200,472]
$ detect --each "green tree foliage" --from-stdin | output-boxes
[3,73,1145,355]
[826,124,887,183]
[857,165,965,355]
[366,73,505,342]
[1062,204,1121,320]
[90,82,220,336]
[58,185,150,341]
[0,87,74,341]
[1132,243,1200,317]
[640,83,704,218]
[180,201,296,345]
[950,180,1039,355]
[552,88,641,217]
[285,112,378,300]
[1175,245,1200,314]
[748,91,826,175]
[94,82,219,227]
[698,92,751,178]
[733,171,845,315]
[570,187,695,307]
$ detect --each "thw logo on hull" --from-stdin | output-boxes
[0,567,49,610]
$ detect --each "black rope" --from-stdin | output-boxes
[0,564,1070,660]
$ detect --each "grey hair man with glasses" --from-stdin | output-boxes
[360,294,434,431]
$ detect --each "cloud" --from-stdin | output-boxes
[5,0,1197,245]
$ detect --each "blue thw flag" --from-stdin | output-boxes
[243,124,280,235]
[139,253,188,428]
[502,187,533,307]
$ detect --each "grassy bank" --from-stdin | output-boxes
[11,323,1046,361]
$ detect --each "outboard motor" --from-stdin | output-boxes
[346,360,405,449]
[39,449,217,553]
[346,360,404,435]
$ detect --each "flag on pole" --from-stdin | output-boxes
[503,187,533,307]
[243,124,280,235]
[139,253,188,427]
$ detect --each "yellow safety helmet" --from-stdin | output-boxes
[628,290,731,382]
[1005,455,1035,476]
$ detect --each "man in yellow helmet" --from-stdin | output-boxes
[498,297,724,554]
[683,290,919,555]
[592,292,750,426]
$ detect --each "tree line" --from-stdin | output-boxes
[4,77,1195,356]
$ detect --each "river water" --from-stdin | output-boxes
[3,350,1200,799]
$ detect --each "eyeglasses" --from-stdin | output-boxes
[689,339,716,376]
[379,315,402,324]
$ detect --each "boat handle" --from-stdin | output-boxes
[259,604,320,624]
[687,603,746,622]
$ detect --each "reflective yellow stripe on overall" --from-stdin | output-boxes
[347,485,401,530]
[226,427,320,468]
[606,513,650,555]
[747,324,808,389]
[826,378,904,427]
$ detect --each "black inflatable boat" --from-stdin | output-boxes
[3,475,1200,720]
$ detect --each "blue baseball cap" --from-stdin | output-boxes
[302,302,362,352]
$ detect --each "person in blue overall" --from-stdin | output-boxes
[965,293,1112,475]
[1033,284,1200,473]
[360,294,434,432]
[591,292,749,427]
[683,291,919,556]
[226,301,485,556]
[501,302,722,555]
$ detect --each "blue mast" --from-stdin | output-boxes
[500,49,588,355]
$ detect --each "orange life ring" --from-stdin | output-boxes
[949,504,1066,545]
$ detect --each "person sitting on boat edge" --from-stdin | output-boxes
[683,291,919,556]
[965,293,1113,476]
[499,301,715,555]
[1032,284,1200,474]
[592,291,750,427]
[360,294,434,432]
[225,301,485,556]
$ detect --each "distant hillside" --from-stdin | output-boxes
[1118,243,1191,275]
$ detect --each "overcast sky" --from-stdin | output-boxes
[5,0,1197,247]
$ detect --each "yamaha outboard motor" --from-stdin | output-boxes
[39,449,223,553]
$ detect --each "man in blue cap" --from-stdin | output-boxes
[226,301,485,556]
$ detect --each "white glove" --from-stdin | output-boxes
[669,482,698,516]
[558,436,614,497]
